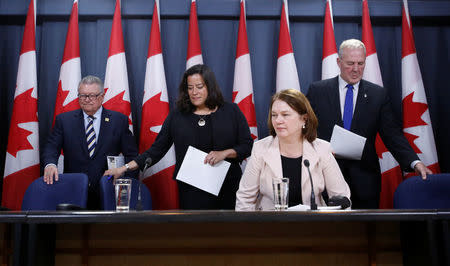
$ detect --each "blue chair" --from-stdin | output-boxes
[22,173,89,210]
[99,176,152,210]
[393,174,450,209]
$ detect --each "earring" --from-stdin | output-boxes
[302,124,306,129]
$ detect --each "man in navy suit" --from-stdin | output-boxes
[307,39,431,209]
[42,75,138,209]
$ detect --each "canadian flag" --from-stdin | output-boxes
[186,0,203,69]
[232,0,258,141]
[2,0,40,210]
[103,0,133,131]
[361,0,403,209]
[53,0,81,173]
[276,0,300,92]
[401,0,440,174]
[139,0,178,210]
[321,0,339,80]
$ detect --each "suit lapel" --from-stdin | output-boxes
[94,108,110,157]
[76,110,90,157]
[327,76,343,127]
[351,80,369,131]
[262,137,283,178]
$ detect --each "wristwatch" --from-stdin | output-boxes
[125,163,130,171]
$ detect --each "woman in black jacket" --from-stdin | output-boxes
[105,64,253,209]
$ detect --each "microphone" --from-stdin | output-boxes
[136,158,152,211]
[328,196,351,209]
[303,159,317,210]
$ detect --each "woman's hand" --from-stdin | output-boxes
[103,160,138,181]
[103,166,126,181]
[204,149,237,166]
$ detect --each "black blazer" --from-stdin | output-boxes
[307,76,418,207]
[42,108,138,195]
[135,102,253,200]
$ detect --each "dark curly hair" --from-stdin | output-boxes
[176,64,224,113]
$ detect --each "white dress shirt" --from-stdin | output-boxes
[83,106,102,141]
[338,75,359,119]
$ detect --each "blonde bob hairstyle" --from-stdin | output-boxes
[268,89,318,143]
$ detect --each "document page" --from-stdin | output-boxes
[107,155,125,170]
[176,146,231,196]
[330,125,366,160]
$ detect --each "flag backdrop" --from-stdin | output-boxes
[232,0,258,141]
[401,0,440,174]
[53,0,81,174]
[321,0,340,80]
[2,0,40,210]
[53,0,81,123]
[140,0,178,210]
[1,1,448,207]
[276,0,300,92]
[361,0,404,209]
[186,0,203,69]
[103,0,133,131]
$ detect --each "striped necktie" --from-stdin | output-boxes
[86,115,96,157]
[343,84,354,130]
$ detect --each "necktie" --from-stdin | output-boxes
[86,115,96,157]
[343,84,354,130]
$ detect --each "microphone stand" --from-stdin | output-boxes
[135,176,143,211]
[304,160,318,210]
[136,158,152,211]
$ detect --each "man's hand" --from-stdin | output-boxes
[43,165,59,184]
[414,162,433,180]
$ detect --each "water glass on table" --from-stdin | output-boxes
[272,177,289,211]
[115,178,131,212]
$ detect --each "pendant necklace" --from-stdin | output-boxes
[198,115,206,127]
[196,107,216,127]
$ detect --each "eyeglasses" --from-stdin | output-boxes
[78,93,103,101]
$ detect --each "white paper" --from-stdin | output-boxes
[287,205,342,211]
[107,155,125,170]
[287,204,309,211]
[176,146,231,196]
[330,125,366,160]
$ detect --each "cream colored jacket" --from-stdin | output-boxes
[236,136,350,211]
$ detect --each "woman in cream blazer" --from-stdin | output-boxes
[236,89,350,211]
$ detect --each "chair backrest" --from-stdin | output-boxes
[393,174,450,209]
[22,173,89,210]
[99,176,152,210]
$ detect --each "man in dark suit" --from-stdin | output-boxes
[307,39,431,209]
[42,75,138,209]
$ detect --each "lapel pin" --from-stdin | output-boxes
[364,93,367,98]
[105,117,110,122]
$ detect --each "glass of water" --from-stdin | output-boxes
[272,177,289,211]
[115,178,132,212]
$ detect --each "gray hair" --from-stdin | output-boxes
[78,75,104,94]
[338,39,366,58]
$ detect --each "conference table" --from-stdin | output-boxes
[0,209,449,266]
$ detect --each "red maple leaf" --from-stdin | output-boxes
[102,89,132,125]
[53,80,80,126]
[139,92,170,153]
[402,92,428,129]
[233,91,257,127]
[404,132,421,154]
[402,91,429,155]
[375,133,389,159]
[7,88,38,157]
